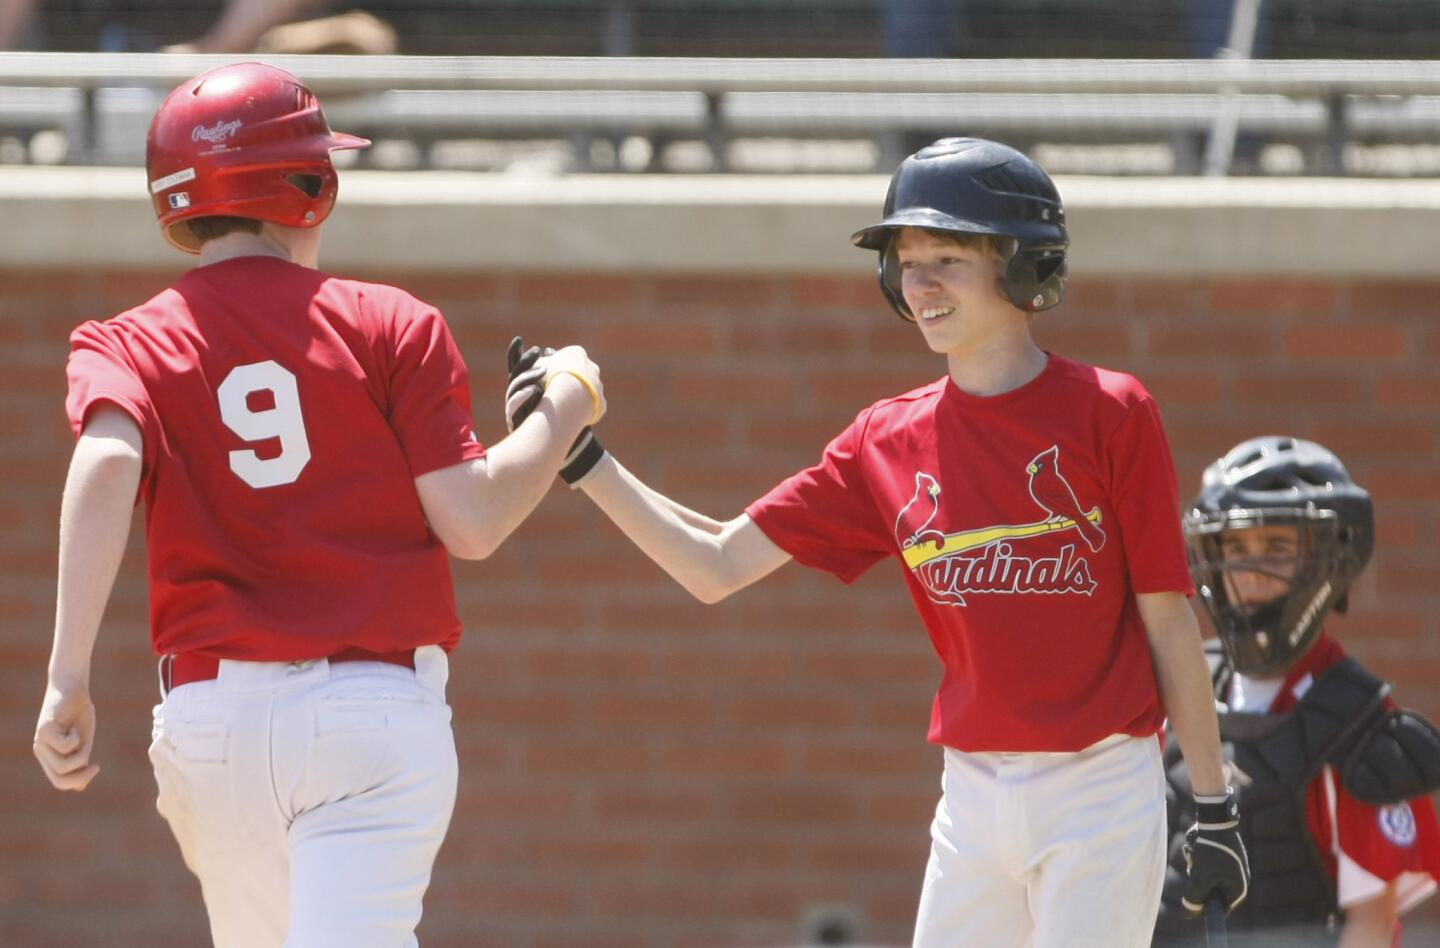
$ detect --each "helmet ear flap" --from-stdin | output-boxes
[878,232,1067,319]
[1002,248,1068,312]
[879,238,916,322]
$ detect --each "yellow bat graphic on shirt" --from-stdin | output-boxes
[901,509,1103,571]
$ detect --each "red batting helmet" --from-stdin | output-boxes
[145,62,370,253]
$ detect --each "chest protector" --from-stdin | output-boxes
[1154,652,1391,947]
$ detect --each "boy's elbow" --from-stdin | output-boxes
[682,544,754,604]
[433,520,503,561]
[444,537,494,561]
[689,586,724,605]
[686,575,736,605]
[417,464,515,561]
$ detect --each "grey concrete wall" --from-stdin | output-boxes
[4,167,1440,277]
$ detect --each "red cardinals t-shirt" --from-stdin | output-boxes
[1231,635,1440,923]
[747,353,1193,752]
[65,256,487,660]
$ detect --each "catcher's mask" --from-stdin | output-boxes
[851,137,1068,320]
[1185,436,1374,677]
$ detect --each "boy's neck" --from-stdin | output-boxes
[945,335,1049,397]
[197,230,317,269]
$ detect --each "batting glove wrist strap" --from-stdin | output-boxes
[1193,790,1240,829]
[1181,787,1250,918]
[560,429,607,487]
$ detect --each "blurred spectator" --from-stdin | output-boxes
[0,0,39,50]
[163,0,325,53]
[1188,0,1269,174]
[162,0,393,55]
[1187,0,1270,59]
[883,0,961,59]
[255,11,395,55]
[882,0,964,164]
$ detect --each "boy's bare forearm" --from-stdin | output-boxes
[581,456,788,602]
[471,377,596,546]
[1140,592,1227,796]
[416,372,596,560]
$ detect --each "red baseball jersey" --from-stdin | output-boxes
[65,256,487,661]
[747,353,1194,752]
[1232,635,1440,926]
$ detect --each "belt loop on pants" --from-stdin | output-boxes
[156,653,174,701]
[158,647,419,697]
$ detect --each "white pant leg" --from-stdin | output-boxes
[912,735,1166,948]
[912,749,1032,948]
[280,660,457,948]
[149,649,457,948]
[1022,735,1168,948]
[150,681,292,948]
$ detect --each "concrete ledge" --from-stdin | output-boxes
[4,167,1440,276]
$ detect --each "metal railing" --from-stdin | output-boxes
[5,52,1440,172]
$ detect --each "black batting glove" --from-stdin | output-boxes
[1181,788,1250,918]
[506,335,543,376]
[504,336,608,486]
[504,336,547,431]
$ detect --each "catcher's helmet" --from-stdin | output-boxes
[145,62,369,254]
[1185,436,1374,677]
[851,138,1068,320]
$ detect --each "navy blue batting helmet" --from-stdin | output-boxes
[852,138,1068,320]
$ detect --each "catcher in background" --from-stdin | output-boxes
[508,137,1247,947]
[1155,436,1440,947]
[31,63,603,947]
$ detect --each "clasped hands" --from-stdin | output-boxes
[504,336,608,485]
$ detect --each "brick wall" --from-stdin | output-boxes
[2,268,1437,947]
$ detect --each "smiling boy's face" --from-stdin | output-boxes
[893,228,1019,355]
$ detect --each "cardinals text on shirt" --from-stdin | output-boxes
[894,446,1104,607]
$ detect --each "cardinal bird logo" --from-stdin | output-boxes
[1026,446,1106,552]
[895,472,949,551]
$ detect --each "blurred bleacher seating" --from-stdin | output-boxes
[7,2,1440,174]
[17,1,1440,59]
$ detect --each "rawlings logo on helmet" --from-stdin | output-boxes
[146,62,369,254]
[191,119,244,144]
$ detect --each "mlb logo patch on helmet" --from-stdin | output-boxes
[168,192,191,209]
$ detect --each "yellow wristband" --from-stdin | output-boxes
[545,369,603,426]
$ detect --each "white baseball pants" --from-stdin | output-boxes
[148,647,458,948]
[912,733,1167,948]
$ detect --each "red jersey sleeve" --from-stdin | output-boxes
[1333,782,1440,888]
[745,409,893,583]
[1103,395,1194,595]
[382,298,486,477]
[65,320,161,477]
